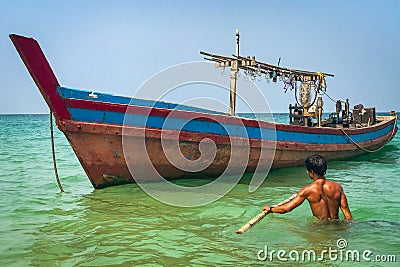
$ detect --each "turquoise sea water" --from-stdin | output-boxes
[0,114,399,266]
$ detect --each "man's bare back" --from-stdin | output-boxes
[263,155,353,220]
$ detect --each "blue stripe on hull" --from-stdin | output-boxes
[57,87,227,115]
[68,108,393,144]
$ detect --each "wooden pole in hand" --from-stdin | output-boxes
[235,194,297,234]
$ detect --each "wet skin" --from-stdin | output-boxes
[263,170,353,220]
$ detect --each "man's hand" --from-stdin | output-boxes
[262,205,271,213]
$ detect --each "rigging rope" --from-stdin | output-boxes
[50,111,64,192]
[320,90,337,103]
[339,116,397,153]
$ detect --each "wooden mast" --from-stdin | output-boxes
[230,29,239,116]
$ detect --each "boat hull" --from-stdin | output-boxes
[58,118,397,189]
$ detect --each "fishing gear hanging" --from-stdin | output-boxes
[272,70,277,82]
[282,73,296,93]
[316,72,327,93]
[265,71,271,84]
[256,66,262,81]
[281,74,289,93]
[236,69,241,79]
[249,69,257,82]
[291,75,297,91]
[243,69,249,81]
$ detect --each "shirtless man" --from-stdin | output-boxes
[263,154,353,220]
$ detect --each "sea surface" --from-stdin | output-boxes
[0,113,399,266]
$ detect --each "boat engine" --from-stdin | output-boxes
[353,105,376,126]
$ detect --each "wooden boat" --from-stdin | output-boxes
[10,33,397,189]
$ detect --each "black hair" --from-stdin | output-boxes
[305,154,327,176]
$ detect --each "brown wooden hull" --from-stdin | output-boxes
[58,118,397,189]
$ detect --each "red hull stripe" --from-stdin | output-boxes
[60,120,397,151]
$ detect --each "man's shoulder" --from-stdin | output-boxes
[301,179,342,192]
[298,183,317,195]
[324,179,343,189]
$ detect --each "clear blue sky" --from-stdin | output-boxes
[1,0,399,113]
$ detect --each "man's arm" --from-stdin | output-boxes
[340,188,353,220]
[263,187,308,214]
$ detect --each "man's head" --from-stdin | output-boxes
[305,154,327,178]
